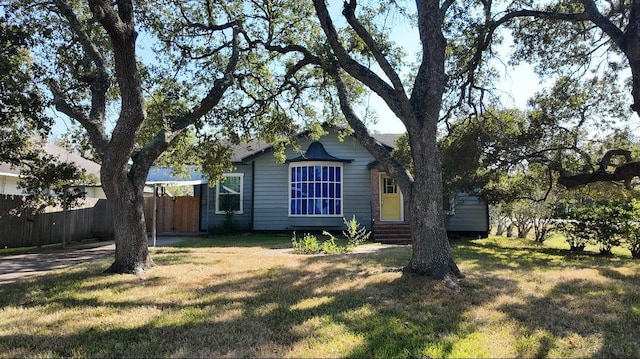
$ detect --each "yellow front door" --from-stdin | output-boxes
[380,175,402,221]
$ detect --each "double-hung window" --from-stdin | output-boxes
[289,163,342,216]
[216,174,243,214]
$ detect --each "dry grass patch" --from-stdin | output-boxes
[0,235,639,358]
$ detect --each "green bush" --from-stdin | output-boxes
[623,221,640,259]
[619,198,640,259]
[342,215,371,248]
[320,234,346,254]
[291,232,322,254]
[291,216,371,255]
[556,219,589,251]
[558,197,640,257]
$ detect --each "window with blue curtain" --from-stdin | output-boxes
[289,163,342,216]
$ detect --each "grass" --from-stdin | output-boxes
[1,233,639,358]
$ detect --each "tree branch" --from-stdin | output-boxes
[553,149,639,189]
[88,0,128,39]
[410,0,446,127]
[326,61,413,194]
[130,26,242,180]
[48,81,109,154]
[581,0,625,47]
[51,0,110,155]
[342,0,407,99]
[311,0,410,120]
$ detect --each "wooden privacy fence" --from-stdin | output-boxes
[143,196,200,233]
[0,195,200,248]
[0,195,113,249]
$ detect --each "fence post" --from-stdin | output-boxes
[152,184,157,247]
[61,186,69,248]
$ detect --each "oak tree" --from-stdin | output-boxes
[478,0,640,188]
[7,0,249,273]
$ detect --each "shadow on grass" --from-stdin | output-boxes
[170,233,292,249]
[451,239,640,357]
[452,238,635,273]
[2,239,638,357]
[0,244,519,358]
[498,274,640,358]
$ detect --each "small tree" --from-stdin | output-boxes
[623,222,640,259]
[616,197,640,259]
[509,201,534,239]
[590,200,625,255]
[489,204,511,236]
[557,199,628,255]
[556,219,589,252]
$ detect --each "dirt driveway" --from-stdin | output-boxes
[0,237,194,285]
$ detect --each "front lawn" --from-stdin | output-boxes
[0,234,638,358]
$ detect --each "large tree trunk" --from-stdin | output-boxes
[403,127,463,279]
[102,170,152,274]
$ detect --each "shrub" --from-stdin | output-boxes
[291,232,322,254]
[556,219,589,251]
[618,197,640,259]
[292,216,371,255]
[320,234,346,254]
[558,198,634,255]
[623,221,640,259]
[342,215,371,248]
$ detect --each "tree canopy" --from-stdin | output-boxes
[1,16,88,210]
[6,0,640,280]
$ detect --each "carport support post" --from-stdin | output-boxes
[152,184,158,247]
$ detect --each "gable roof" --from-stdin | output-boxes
[230,132,402,164]
[0,142,101,178]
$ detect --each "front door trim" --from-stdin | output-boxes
[379,173,404,221]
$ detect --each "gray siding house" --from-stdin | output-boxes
[196,128,489,242]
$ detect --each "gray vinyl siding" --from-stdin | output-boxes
[204,164,253,231]
[446,192,489,233]
[252,133,373,230]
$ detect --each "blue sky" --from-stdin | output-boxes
[365,60,540,134]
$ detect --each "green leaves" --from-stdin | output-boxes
[0,17,52,154]
[557,196,640,255]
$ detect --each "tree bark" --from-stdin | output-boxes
[101,164,152,274]
[103,185,152,274]
[403,126,463,279]
[310,0,463,281]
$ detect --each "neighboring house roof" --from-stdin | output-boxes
[0,142,101,178]
[372,133,402,148]
[43,143,101,177]
[0,162,19,177]
[146,166,208,186]
[230,140,272,163]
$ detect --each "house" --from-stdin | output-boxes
[193,127,489,242]
[0,142,105,198]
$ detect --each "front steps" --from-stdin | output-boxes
[373,222,411,244]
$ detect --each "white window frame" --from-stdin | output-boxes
[215,173,244,214]
[288,161,344,217]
